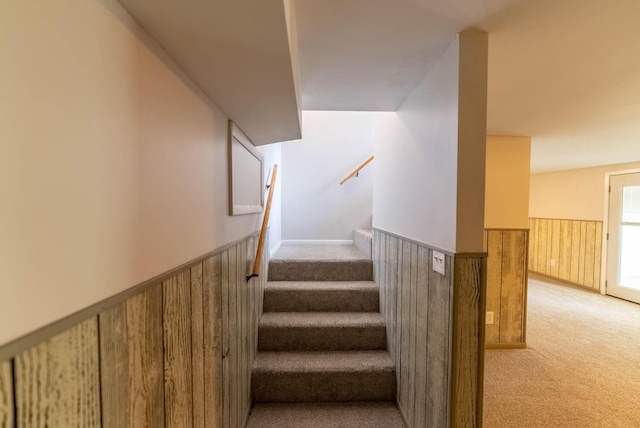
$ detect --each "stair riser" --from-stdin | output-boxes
[253,370,396,402]
[268,261,373,281]
[264,290,379,312]
[258,325,386,351]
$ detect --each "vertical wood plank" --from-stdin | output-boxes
[584,222,597,288]
[408,243,419,426]
[529,219,537,271]
[101,287,164,428]
[550,219,561,277]
[570,221,581,283]
[426,251,450,428]
[413,246,429,428]
[238,239,249,426]
[16,318,101,428]
[399,241,411,412]
[545,219,553,275]
[594,222,603,289]
[450,257,483,428]
[559,220,572,281]
[228,245,239,428]
[500,231,525,343]
[536,219,548,273]
[0,360,14,428]
[191,263,205,428]
[485,231,502,343]
[389,236,400,367]
[163,271,193,428]
[204,255,223,428]
[221,249,231,428]
[578,221,587,285]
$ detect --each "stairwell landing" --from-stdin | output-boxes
[247,242,406,427]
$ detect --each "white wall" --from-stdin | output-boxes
[0,0,278,346]
[281,111,375,240]
[373,34,487,253]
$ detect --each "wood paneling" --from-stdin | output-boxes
[0,360,13,428]
[451,257,484,428]
[15,318,101,427]
[1,233,264,428]
[376,230,484,428]
[485,230,528,347]
[529,218,603,291]
[485,232,502,343]
[100,287,165,428]
[163,271,193,428]
[203,255,223,428]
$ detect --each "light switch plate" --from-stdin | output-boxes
[433,251,445,275]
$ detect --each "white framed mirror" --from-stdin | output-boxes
[228,121,264,215]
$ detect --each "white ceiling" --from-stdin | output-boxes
[295,0,640,172]
[118,0,301,146]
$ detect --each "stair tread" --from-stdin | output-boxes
[260,312,384,328]
[271,244,369,261]
[266,281,377,290]
[247,402,406,428]
[254,351,394,373]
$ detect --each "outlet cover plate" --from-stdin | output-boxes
[433,251,445,275]
[486,311,494,325]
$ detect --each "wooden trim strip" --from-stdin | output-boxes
[373,227,455,256]
[485,342,526,349]
[0,231,260,361]
[484,228,530,232]
[339,155,374,185]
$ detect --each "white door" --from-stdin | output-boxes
[607,173,640,303]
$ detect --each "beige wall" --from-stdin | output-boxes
[529,161,640,221]
[485,136,531,229]
[0,0,277,346]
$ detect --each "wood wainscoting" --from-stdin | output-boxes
[373,229,486,428]
[0,232,266,428]
[528,218,603,292]
[484,229,528,348]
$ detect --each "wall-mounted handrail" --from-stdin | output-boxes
[248,164,278,280]
[339,155,374,185]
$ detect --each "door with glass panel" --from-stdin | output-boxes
[607,173,640,303]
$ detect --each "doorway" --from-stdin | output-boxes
[607,173,640,303]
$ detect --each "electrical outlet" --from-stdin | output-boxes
[550,259,556,266]
[433,251,445,275]
[486,311,494,325]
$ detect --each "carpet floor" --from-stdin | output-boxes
[484,276,640,427]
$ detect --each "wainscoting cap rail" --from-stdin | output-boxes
[339,155,374,185]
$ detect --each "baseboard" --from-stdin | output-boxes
[396,397,411,428]
[281,239,353,245]
[528,271,601,294]
[485,342,526,350]
[269,241,282,258]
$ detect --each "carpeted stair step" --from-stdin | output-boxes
[252,351,396,402]
[264,281,379,312]
[268,259,373,281]
[258,312,386,351]
[247,402,406,428]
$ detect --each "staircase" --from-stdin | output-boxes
[247,243,406,427]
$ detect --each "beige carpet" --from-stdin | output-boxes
[484,276,640,427]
